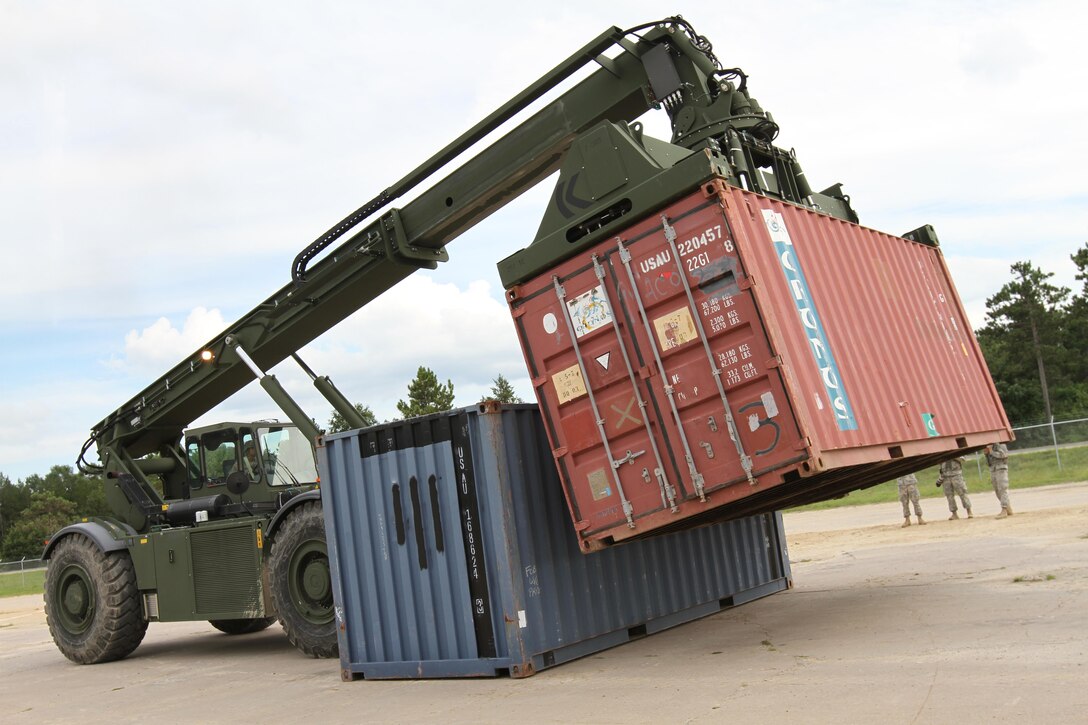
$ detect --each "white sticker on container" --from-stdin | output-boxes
[595,352,611,370]
[518,610,527,629]
[566,285,613,338]
[761,391,779,418]
[542,312,558,335]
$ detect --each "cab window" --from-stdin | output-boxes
[186,438,203,489]
[201,432,240,486]
[240,429,262,482]
[258,426,319,486]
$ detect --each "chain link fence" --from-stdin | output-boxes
[1008,416,1088,471]
[1010,416,1088,450]
[0,557,45,574]
[0,556,46,590]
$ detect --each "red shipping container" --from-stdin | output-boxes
[506,178,1011,551]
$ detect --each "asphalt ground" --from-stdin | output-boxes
[1,482,1086,724]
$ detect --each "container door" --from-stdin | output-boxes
[510,186,808,540]
[322,419,498,669]
[606,194,807,508]
[544,261,682,533]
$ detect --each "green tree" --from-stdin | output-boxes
[1,473,33,550]
[396,366,456,418]
[22,465,109,519]
[977,261,1071,424]
[1,492,77,559]
[1066,244,1088,385]
[480,374,523,404]
[327,403,379,433]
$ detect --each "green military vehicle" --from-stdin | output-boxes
[43,16,865,663]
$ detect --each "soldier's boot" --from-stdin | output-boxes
[1006,505,1014,516]
[901,517,911,528]
[966,508,974,519]
[996,507,1009,519]
[948,511,959,520]
[917,515,926,525]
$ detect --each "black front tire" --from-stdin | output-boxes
[44,535,148,664]
[209,617,277,635]
[269,501,338,658]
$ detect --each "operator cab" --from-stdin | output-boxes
[184,421,318,505]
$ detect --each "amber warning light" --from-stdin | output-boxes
[199,350,214,363]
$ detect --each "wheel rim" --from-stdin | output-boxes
[55,563,96,634]
[287,538,333,625]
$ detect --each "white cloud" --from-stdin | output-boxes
[117,306,227,374]
[943,255,1018,329]
[279,275,533,423]
[959,24,1040,83]
[0,376,139,481]
[4,0,1088,482]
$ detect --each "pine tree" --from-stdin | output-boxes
[1067,244,1088,383]
[396,367,456,418]
[977,261,1070,424]
[480,374,523,404]
[327,403,378,433]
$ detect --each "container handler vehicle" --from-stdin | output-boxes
[43,16,928,663]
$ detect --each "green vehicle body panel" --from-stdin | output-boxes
[47,515,272,623]
[144,519,267,622]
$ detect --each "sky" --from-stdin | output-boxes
[2,0,1086,482]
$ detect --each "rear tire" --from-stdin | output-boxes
[209,617,277,635]
[44,535,147,664]
[269,501,338,658]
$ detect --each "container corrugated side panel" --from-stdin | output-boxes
[320,405,791,679]
[482,407,788,660]
[722,184,1010,465]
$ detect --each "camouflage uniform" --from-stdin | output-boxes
[936,457,972,519]
[896,473,925,526]
[986,442,1013,518]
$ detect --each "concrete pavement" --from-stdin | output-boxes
[2,483,1086,723]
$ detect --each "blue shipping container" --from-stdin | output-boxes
[319,404,791,679]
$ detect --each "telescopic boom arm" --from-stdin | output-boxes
[80,17,853,505]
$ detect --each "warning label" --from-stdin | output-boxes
[653,307,698,351]
[552,364,587,404]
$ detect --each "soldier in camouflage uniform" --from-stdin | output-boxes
[986,442,1014,519]
[896,473,926,527]
[935,456,972,520]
